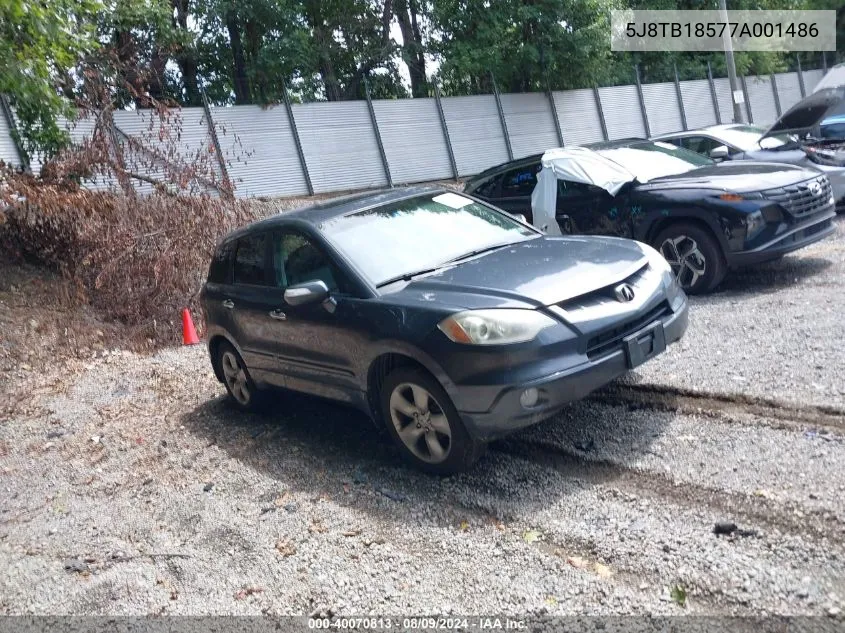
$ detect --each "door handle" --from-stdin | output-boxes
[269,309,287,321]
[222,300,234,309]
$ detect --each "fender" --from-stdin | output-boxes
[361,339,461,399]
[634,205,732,252]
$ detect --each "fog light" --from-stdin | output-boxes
[520,388,539,408]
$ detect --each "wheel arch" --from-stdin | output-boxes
[365,349,454,423]
[643,212,728,252]
[207,331,242,384]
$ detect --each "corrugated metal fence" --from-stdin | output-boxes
[0,65,830,198]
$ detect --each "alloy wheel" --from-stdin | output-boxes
[388,382,452,464]
[221,350,251,405]
[660,235,707,289]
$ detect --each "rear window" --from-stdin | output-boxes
[208,241,233,284]
[233,234,269,286]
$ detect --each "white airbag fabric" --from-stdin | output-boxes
[530,147,635,234]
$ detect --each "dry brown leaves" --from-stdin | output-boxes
[0,171,258,345]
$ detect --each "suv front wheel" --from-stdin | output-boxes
[380,367,485,474]
[653,222,726,294]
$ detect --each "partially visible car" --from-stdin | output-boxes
[812,63,845,94]
[652,87,845,212]
[464,140,836,294]
[820,114,845,140]
[202,187,688,473]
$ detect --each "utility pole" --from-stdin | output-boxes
[719,0,744,123]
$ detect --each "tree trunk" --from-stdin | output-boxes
[343,0,394,100]
[244,19,266,103]
[395,0,427,97]
[147,48,168,103]
[225,11,251,104]
[172,0,201,106]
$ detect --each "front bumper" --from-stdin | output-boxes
[727,208,836,267]
[456,298,689,442]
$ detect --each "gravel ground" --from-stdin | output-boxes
[1,218,844,618]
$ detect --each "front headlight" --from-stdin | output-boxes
[745,209,765,241]
[437,309,556,345]
[638,242,683,303]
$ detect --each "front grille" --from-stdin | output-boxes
[557,264,650,313]
[586,301,670,360]
[761,176,832,218]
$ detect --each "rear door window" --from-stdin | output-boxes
[233,233,269,286]
[680,136,723,156]
[658,137,683,148]
[208,241,234,284]
[501,164,540,197]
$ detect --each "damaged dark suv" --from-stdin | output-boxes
[202,187,688,473]
[465,140,836,294]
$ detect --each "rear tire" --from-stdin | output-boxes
[379,367,485,474]
[216,341,264,412]
[653,222,726,294]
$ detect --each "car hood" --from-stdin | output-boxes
[763,87,845,139]
[636,161,816,193]
[390,236,648,308]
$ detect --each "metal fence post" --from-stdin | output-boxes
[490,72,513,161]
[0,94,29,172]
[770,73,782,117]
[796,56,806,97]
[740,75,753,123]
[200,88,233,196]
[433,82,459,181]
[282,80,314,196]
[673,64,688,131]
[593,86,609,141]
[364,78,393,188]
[634,64,651,137]
[546,81,564,147]
[707,62,722,124]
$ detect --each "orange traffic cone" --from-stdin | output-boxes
[181,308,199,345]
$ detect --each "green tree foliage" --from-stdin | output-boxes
[0,0,102,160]
[1,0,837,158]
[430,0,618,94]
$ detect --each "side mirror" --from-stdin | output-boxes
[511,213,528,223]
[284,280,329,306]
[710,145,730,161]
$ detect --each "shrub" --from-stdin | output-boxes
[1,172,259,344]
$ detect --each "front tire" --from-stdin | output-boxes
[653,222,726,294]
[380,367,484,474]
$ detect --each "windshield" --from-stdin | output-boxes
[597,142,712,182]
[719,125,789,150]
[321,192,538,286]
[821,116,845,140]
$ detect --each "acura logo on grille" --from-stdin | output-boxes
[614,283,635,302]
[809,181,822,196]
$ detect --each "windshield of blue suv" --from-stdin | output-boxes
[321,192,539,287]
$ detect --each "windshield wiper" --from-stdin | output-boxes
[375,242,519,289]
[444,242,515,264]
[376,266,443,288]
